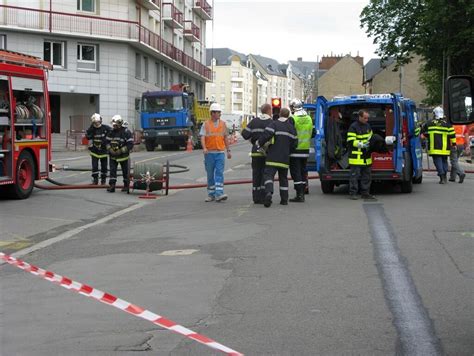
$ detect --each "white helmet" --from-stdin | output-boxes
[289,98,303,113]
[433,106,444,119]
[111,114,123,127]
[91,113,102,127]
[209,103,222,112]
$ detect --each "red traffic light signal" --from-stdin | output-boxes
[271,97,281,108]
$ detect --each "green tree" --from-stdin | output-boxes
[360,0,474,100]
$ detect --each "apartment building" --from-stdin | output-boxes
[205,48,255,120]
[363,55,427,104]
[0,0,212,133]
[317,55,364,99]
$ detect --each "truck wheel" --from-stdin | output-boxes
[320,180,334,194]
[9,150,35,199]
[145,140,155,152]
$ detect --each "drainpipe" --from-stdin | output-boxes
[49,0,52,32]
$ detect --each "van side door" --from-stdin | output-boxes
[314,96,327,172]
[407,101,423,176]
[392,97,404,173]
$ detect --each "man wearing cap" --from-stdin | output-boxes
[200,103,232,202]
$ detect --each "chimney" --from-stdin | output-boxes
[297,57,302,61]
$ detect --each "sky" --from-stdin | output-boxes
[205,0,379,65]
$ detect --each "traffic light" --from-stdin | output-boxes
[271,97,281,118]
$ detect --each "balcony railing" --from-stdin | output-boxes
[161,3,184,29]
[0,5,210,80]
[192,0,212,20]
[137,0,160,11]
[183,21,200,42]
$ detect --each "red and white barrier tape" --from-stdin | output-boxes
[0,252,243,356]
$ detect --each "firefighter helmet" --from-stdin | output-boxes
[209,103,222,112]
[90,113,102,128]
[433,106,444,119]
[111,114,123,128]
[289,98,303,113]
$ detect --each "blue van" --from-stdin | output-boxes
[307,93,423,193]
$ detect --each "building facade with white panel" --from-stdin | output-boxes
[0,0,212,132]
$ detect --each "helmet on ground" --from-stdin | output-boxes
[209,103,222,112]
[111,114,123,127]
[289,98,303,113]
[433,106,444,119]
[91,113,102,127]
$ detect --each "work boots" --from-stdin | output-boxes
[107,183,116,193]
[100,176,107,185]
[289,188,305,203]
[92,177,99,185]
[439,174,448,184]
[121,181,130,193]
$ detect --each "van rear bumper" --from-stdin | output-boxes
[320,169,403,183]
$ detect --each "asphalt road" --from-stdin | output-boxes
[1,142,473,355]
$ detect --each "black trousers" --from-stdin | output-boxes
[349,165,371,195]
[109,157,129,185]
[251,156,266,202]
[263,166,289,202]
[289,157,307,195]
[91,155,108,180]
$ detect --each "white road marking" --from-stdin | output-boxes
[160,249,199,256]
[0,202,147,265]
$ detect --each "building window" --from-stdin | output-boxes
[155,62,161,87]
[169,69,174,88]
[44,41,65,68]
[143,56,149,82]
[77,0,96,13]
[135,53,141,79]
[77,43,97,71]
[0,35,6,50]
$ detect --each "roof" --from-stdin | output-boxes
[205,48,247,66]
[363,57,395,82]
[289,60,318,78]
[250,54,285,77]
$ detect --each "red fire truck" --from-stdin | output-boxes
[0,50,52,199]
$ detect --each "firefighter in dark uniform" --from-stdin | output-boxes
[288,99,314,202]
[106,115,134,193]
[421,106,456,184]
[347,110,376,200]
[257,107,297,207]
[241,103,273,204]
[86,113,110,185]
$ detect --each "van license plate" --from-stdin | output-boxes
[157,131,169,136]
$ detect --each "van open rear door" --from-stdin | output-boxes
[406,101,423,178]
[392,96,403,173]
[314,96,327,172]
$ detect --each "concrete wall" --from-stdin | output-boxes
[371,55,427,105]
[318,56,364,99]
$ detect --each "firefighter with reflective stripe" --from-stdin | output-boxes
[347,109,375,200]
[448,124,467,183]
[241,103,272,204]
[200,103,232,202]
[86,113,110,185]
[288,98,314,202]
[422,106,456,184]
[257,107,297,207]
[106,115,134,193]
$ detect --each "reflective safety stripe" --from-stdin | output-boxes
[293,181,304,185]
[275,131,297,139]
[265,127,275,132]
[90,152,108,159]
[349,156,372,165]
[279,187,289,190]
[266,161,289,168]
[112,156,130,162]
[251,152,265,157]
[289,153,309,158]
[264,180,273,185]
